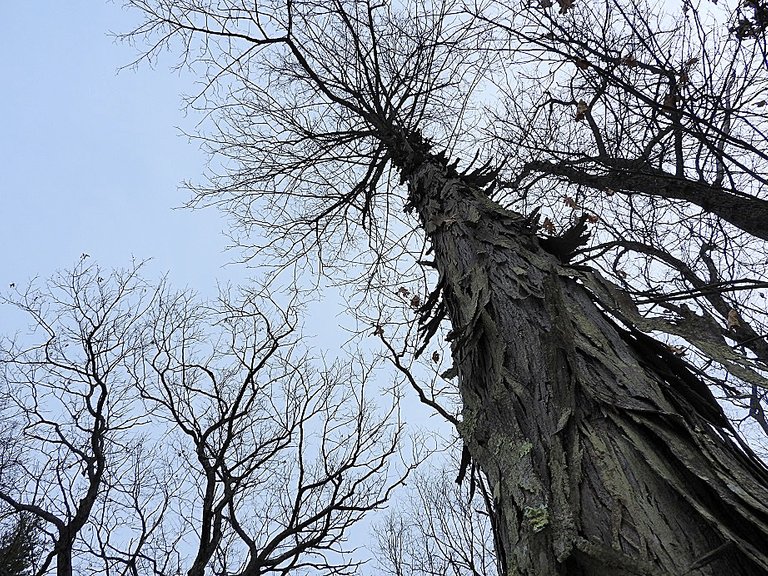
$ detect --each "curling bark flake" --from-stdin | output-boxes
[395,139,768,575]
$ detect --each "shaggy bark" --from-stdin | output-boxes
[394,134,768,575]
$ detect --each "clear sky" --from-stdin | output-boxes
[1,2,242,297]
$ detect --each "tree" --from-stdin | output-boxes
[0,262,409,575]
[0,261,159,576]
[484,0,768,429]
[136,286,409,576]
[0,408,35,576]
[373,457,498,576]
[120,0,768,574]
[0,512,38,576]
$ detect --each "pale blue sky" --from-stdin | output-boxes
[1,2,241,296]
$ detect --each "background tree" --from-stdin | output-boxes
[374,457,497,576]
[0,263,409,575]
[0,261,158,576]
[0,511,40,576]
[135,286,410,576]
[0,398,36,576]
[116,0,768,573]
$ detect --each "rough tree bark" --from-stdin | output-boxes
[392,131,768,575]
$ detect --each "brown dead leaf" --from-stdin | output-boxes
[727,309,741,331]
[622,54,638,67]
[557,0,574,13]
[410,294,422,308]
[663,92,678,108]
[586,213,599,223]
[575,99,588,120]
[372,325,384,336]
[564,196,579,209]
[604,188,616,196]
[574,58,590,69]
[432,351,441,363]
[542,217,556,234]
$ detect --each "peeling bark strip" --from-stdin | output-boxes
[393,135,768,575]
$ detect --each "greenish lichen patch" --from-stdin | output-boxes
[518,441,533,458]
[524,505,550,533]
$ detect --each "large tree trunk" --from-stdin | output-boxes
[395,139,768,575]
[55,538,73,576]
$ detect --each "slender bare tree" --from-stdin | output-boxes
[374,456,497,576]
[0,261,158,576]
[136,287,409,576]
[0,263,410,575]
